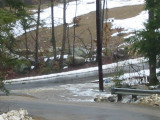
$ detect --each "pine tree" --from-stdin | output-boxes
[0,9,16,94]
[127,0,160,85]
[0,0,26,94]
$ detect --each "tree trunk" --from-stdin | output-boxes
[149,55,159,85]
[59,0,67,69]
[51,0,57,60]
[96,0,104,91]
[24,29,28,59]
[72,0,78,65]
[67,25,71,55]
[35,0,41,69]
[147,0,159,85]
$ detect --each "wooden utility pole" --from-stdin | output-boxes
[96,0,104,91]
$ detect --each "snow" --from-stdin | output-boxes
[111,11,148,34]
[49,54,68,60]
[13,0,145,37]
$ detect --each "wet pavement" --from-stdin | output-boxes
[0,95,160,120]
[10,82,110,102]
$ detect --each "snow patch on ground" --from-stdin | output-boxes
[111,11,148,34]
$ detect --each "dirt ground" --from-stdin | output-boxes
[17,5,144,52]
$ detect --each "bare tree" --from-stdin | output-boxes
[24,27,28,59]
[72,0,78,65]
[35,0,41,69]
[51,0,57,60]
[59,0,67,69]
[87,27,94,61]
[67,25,71,54]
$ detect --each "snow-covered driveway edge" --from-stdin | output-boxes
[4,57,147,84]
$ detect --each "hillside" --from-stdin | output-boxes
[17,4,144,52]
[2,0,146,80]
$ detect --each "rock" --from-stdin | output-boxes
[113,48,128,60]
[13,59,31,74]
[45,59,55,68]
[94,97,101,102]
[94,95,116,102]
[108,96,116,102]
[153,104,160,107]
[101,96,108,102]
[94,95,106,102]
[71,47,88,58]
[66,55,85,66]
[121,97,132,103]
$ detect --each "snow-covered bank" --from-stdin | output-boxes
[13,0,145,37]
[5,57,147,84]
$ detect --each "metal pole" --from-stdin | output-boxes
[96,0,104,91]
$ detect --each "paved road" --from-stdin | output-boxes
[0,96,159,120]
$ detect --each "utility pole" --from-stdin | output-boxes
[96,0,104,91]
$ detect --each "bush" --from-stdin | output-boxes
[40,67,52,75]
[0,76,9,95]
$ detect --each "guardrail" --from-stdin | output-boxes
[111,87,160,101]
